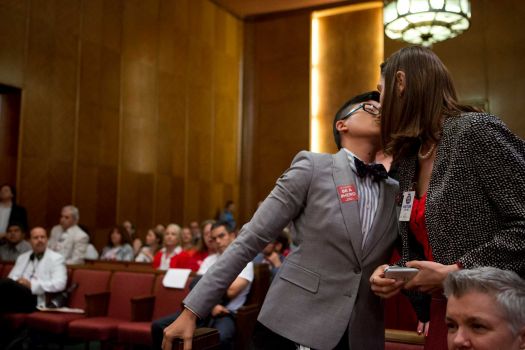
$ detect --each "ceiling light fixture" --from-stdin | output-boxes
[384,0,471,47]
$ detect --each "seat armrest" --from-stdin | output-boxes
[172,327,220,350]
[385,329,425,345]
[84,291,110,317]
[131,295,156,322]
[234,303,260,350]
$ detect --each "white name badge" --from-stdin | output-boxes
[399,191,416,221]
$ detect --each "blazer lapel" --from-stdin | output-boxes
[362,179,396,260]
[332,149,363,261]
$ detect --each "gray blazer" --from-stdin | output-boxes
[48,225,89,265]
[184,149,399,349]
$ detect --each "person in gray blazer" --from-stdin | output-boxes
[162,91,399,350]
[48,205,89,265]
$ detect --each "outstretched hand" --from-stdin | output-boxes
[162,308,198,350]
[404,260,459,293]
[369,264,404,298]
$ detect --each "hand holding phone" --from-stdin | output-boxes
[384,266,419,282]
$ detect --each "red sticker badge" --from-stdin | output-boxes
[337,184,358,203]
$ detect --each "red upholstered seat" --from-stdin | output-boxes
[68,271,155,342]
[1,313,28,331]
[1,262,14,278]
[117,274,192,346]
[385,342,424,350]
[26,269,111,335]
[116,321,153,345]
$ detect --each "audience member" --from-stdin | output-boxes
[123,219,143,256]
[161,92,399,350]
[170,220,215,271]
[79,224,99,260]
[48,205,89,265]
[370,46,525,349]
[252,231,288,279]
[218,200,236,231]
[152,221,253,350]
[0,223,31,262]
[135,228,163,263]
[152,223,182,270]
[201,219,216,255]
[100,225,134,261]
[443,267,525,350]
[0,227,67,313]
[0,184,28,241]
[189,220,201,244]
[155,223,166,233]
[180,226,194,251]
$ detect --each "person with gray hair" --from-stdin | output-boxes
[444,267,525,350]
[48,205,89,265]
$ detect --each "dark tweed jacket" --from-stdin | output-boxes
[396,112,525,278]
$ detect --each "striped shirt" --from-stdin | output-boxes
[343,148,381,247]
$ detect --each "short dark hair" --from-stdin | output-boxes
[333,91,380,149]
[211,220,232,233]
[7,222,25,233]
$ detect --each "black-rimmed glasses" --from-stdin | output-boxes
[341,103,381,120]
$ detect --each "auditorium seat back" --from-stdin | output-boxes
[69,269,111,309]
[151,274,193,320]
[107,271,155,320]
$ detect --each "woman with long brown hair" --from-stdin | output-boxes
[370,46,525,350]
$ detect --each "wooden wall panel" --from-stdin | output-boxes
[0,93,21,186]
[0,1,28,87]
[240,13,310,223]
[0,0,242,248]
[315,6,383,154]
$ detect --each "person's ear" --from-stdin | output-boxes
[335,119,348,133]
[395,70,406,97]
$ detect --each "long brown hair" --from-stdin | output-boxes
[380,46,480,160]
[107,225,132,247]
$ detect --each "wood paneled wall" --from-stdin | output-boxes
[313,4,383,154]
[0,0,243,248]
[385,0,525,138]
[240,13,311,222]
[0,90,21,187]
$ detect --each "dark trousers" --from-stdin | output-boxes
[151,311,236,350]
[0,278,37,313]
[251,321,351,350]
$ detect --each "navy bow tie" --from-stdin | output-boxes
[354,157,388,182]
[30,252,44,261]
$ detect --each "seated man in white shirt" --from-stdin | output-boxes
[47,205,89,265]
[0,227,67,313]
[151,221,254,350]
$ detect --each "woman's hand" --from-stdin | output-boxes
[370,264,405,298]
[404,260,459,292]
[417,321,430,336]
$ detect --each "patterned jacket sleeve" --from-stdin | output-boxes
[459,115,525,273]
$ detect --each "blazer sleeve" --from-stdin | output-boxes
[183,150,315,318]
[67,230,89,265]
[8,253,29,281]
[32,253,67,295]
[459,115,525,271]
